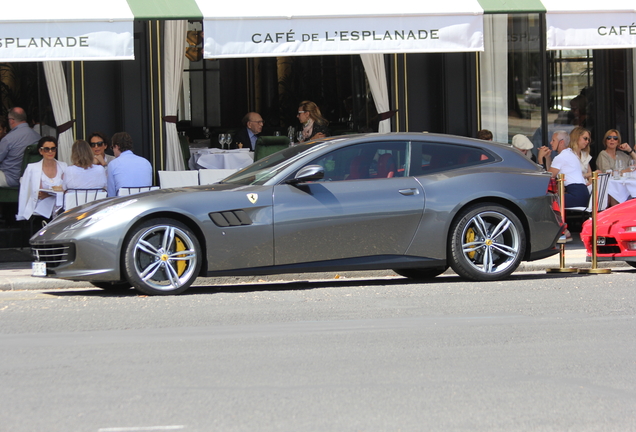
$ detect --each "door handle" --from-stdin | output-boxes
[399,188,419,196]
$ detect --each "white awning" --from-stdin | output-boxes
[0,0,134,62]
[197,0,484,59]
[544,0,636,50]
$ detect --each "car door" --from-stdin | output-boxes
[272,140,425,265]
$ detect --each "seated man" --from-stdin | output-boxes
[107,132,153,197]
[234,112,263,151]
[0,107,41,187]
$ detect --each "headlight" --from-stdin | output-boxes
[65,200,137,230]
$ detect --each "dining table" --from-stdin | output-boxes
[607,175,636,204]
[189,148,254,170]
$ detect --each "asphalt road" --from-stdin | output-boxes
[1,269,635,432]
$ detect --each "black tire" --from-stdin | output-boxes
[449,203,525,281]
[627,262,636,269]
[123,218,202,295]
[393,266,448,279]
[90,281,131,291]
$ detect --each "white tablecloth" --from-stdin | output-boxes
[607,176,636,203]
[189,148,254,170]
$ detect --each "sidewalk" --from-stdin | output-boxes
[0,236,629,291]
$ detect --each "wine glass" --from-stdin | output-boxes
[297,131,304,143]
[225,134,233,150]
[218,133,225,149]
[629,160,635,178]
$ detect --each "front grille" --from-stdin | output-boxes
[597,237,620,255]
[31,244,75,268]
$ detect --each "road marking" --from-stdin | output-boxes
[98,426,185,431]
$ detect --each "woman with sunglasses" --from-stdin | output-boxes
[569,126,593,183]
[16,136,67,221]
[88,132,115,170]
[297,100,329,142]
[596,129,636,173]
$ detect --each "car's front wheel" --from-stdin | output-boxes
[123,218,201,295]
[449,204,525,281]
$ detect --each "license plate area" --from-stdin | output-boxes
[596,237,606,246]
[32,261,46,277]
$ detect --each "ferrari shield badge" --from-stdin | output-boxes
[247,193,258,204]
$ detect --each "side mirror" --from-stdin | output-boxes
[286,165,324,185]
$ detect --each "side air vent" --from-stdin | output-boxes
[209,210,253,227]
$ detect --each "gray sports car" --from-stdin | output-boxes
[31,133,564,295]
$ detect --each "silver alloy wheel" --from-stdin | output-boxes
[460,210,521,274]
[131,223,199,292]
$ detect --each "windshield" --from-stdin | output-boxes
[221,141,329,185]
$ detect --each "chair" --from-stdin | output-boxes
[348,155,370,180]
[179,135,191,170]
[63,189,107,211]
[199,169,238,185]
[254,136,290,161]
[158,170,200,188]
[0,143,42,204]
[376,154,396,178]
[117,186,160,196]
[565,173,610,228]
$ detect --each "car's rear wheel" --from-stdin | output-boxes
[449,204,525,281]
[90,281,131,291]
[627,262,636,269]
[123,218,201,295]
[393,266,448,279]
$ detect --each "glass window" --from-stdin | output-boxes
[308,141,408,182]
[411,142,494,176]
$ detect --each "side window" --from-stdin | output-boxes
[308,141,408,182]
[411,141,494,176]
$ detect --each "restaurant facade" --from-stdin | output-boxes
[1,0,635,175]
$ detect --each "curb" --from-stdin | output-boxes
[0,259,630,292]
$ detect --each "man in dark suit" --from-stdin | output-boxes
[233,112,263,151]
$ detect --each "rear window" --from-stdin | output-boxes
[411,141,494,176]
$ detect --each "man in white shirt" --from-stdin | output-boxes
[107,132,153,197]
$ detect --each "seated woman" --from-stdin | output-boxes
[297,100,330,142]
[88,132,115,171]
[63,140,107,190]
[569,126,593,183]
[596,129,636,173]
[16,136,67,221]
[549,132,589,208]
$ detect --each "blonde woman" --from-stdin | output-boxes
[568,126,592,183]
[596,129,636,173]
[297,100,329,142]
[63,140,107,190]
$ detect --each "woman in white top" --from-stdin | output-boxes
[568,126,592,183]
[548,130,589,208]
[63,140,107,190]
[17,136,67,221]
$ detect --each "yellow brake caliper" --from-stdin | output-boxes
[466,228,476,259]
[175,237,187,276]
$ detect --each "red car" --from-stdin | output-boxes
[581,199,636,268]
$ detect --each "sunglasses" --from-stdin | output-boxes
[606,136,619,140]
[90,141,106,147]
[41,147,57,152]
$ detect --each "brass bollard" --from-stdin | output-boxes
[547,173,578,273]
[579,172,611,274]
